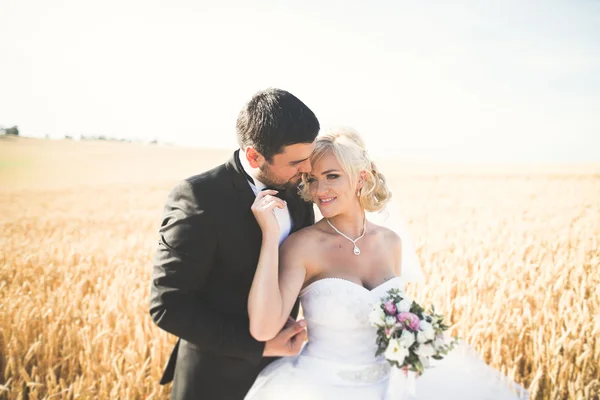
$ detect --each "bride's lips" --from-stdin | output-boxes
[319,196,336,206]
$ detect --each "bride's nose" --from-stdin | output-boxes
[316,180,329,196]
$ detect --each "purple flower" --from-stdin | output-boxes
[383,301,397,315]
[396,312,420,331]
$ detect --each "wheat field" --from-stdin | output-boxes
[0,136,598,399]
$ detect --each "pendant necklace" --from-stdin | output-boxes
[326,217,367,255]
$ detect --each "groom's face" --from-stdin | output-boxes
[257,142,316,189]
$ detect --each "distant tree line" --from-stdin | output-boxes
[64,134,158,144]
[65,134,132,142]
[0,125,19,136]
[0,125,161,145]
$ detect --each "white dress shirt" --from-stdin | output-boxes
[238,150,292,245]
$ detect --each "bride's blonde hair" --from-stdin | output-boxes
[299,127,391,212]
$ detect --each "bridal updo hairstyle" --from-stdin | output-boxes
[300,127,391,212]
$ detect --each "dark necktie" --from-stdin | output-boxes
[262,187,287,200]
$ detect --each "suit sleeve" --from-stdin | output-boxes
[150,180,265,365]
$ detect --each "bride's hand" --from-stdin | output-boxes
[251,190,285,237]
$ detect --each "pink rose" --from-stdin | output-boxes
[397,312,420,331]
[383,301,397,315]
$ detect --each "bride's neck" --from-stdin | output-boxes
[326,206,366,238]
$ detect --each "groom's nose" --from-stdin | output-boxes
[297,159,312,173]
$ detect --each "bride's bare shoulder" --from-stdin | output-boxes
[370,222,402,250]
[280,220,329,255]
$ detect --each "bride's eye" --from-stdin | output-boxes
[306,177,317,183]
[326,174,339,180]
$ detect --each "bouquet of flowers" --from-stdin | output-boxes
[369,288,458,376]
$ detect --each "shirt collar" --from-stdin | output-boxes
[238,149,267,192]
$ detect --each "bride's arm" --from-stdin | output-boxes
[247,231,307,342]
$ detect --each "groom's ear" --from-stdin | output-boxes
[245,147,264,169]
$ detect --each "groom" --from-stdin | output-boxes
[150,88,320,399]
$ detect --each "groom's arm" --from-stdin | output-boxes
[150,179,265,366]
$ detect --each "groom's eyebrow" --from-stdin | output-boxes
[289,157,310,165]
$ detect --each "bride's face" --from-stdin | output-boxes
[307,150,357,218]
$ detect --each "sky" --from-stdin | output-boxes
[1,0,599,162]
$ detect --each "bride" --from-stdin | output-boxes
[244,128,529,399]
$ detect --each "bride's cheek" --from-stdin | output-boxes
[338,179,350,191]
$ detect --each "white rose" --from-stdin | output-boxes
[417,331,427,343]
[424,329,435,341]
[369,306,386,326]
[385,316,397,327]
[414,343,435,358]
[385,339,409,364]
[419,321,435,341]
[399,329,416,349]
[419,320,432,331]
[396,299,413,313]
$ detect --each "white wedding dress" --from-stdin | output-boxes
[245,276,529,400]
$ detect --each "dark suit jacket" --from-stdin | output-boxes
[150,151,314,400]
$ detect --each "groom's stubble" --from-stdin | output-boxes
[253,141,315,190]
[256,161,303,190]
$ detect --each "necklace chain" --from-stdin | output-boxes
[326,217,367,255]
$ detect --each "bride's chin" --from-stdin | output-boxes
[319,208,338,219]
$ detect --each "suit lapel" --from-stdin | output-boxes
[226,150,257,209]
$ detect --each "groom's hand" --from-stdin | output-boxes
[262,318,307,357]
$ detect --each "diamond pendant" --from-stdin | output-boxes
[353,245,361,255]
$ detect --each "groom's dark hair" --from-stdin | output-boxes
[236,88,320,162]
